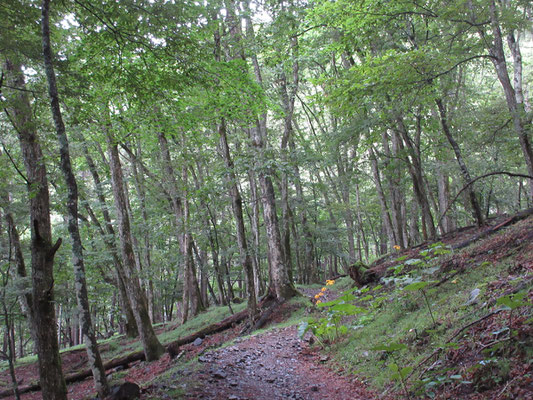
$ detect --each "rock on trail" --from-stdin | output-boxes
[182,325,377,400]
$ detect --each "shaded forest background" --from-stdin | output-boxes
[0,0,532,398]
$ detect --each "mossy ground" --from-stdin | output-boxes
[302,217,533,398]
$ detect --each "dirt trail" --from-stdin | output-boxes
[175,325,378,400]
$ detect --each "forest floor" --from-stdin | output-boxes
[0,213,532,399]
[1,300,382,400]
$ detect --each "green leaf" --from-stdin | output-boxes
[404,281,430,291]
[388,362,399,373]
[372,342,407,352]
[338,293,358,302]
[330,303,366,314]
[298,321,309,339]
[496,292,528,310]
[400,366,413,379]
[316,299,340,307]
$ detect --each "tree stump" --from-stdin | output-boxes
[348,262,378,287]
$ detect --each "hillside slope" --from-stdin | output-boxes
[0,214,531,399]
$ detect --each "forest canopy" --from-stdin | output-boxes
[0,0,531,398]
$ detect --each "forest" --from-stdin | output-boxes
[0,0,532,399]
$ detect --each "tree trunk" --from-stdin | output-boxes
[435,98,483,226]
[130,141,156,322]
[231,0,297,301]
[393,117,436,239]
[486,0,533,200]
[381,131,406,247]
[369,146,395,248]
[41,2,109,395]
[248,169,264,298]
[106,137,164,361]
[3,56,67,400]
[217,119,258,320]
[82,146,138,338]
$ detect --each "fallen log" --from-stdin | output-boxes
[452,207,533,250]
[240,299,280,335]
[0,305,254,398]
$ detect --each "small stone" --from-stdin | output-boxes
[107,382,140,400]
[198,356,209,363]
[228,396,239,400]
[311,385,319,392]
[319,355,329,362]
[193,337,204,346]
[213,370,227,379]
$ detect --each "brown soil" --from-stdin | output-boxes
[148,324,380,400]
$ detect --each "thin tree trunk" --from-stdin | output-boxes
[217,119,258,320]
[381,131,406,247]
[130,141,155,322]
[393,117,436,239]
[485,0,533,199]
[106,137,164,361]
[369,146,395,248]
[82,150,138,338]
[41,2,109,395]
[232,0,297,300]
[435,98,483,226]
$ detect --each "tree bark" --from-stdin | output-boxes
[41,1,109,395]
[106,136,164,361]
[217,119,258,320]
[369,146,395,248]
[3,56,67,400]
[393,117,436,239]
[485,0,533,199]
[130,141,156,322]
[82,147,138,338]
[381,130,406,247]
[435,98,483,226]
[229,0,297,301]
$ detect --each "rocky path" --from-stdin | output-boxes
[181,325,378,400]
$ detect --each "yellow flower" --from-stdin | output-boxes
[316,300,322,304]
[393,245,401,250]
[321,287,327,292]
[326,279,335,286]
[314,294,320,299]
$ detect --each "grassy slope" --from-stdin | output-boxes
[305,216,533,398]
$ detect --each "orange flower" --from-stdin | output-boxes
[393,245,401,250]
[316,300,322,304]
[314,294,320,299]
[326,279,335,286]
[321,287,327,292]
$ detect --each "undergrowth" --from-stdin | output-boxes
[299,225,533,399]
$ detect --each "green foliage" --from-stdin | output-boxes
[299,283,367,345]
[496,291,529,310]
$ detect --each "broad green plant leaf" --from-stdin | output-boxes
[372,342,407,352]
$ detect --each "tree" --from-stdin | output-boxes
[41,0,109,396]
[3,57,67,400]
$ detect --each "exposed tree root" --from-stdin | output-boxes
[240,299,281,335]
